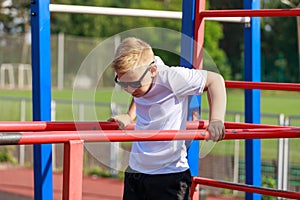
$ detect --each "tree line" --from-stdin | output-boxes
[0,0,298,82]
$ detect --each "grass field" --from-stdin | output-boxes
[2,88,300,118]
[0,88,299,162]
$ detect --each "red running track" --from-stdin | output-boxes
[0,167,243,200]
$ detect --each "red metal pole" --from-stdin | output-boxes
[188,120,290,129]
[193,177,300,199]
[200,8,300,18]
[1,128,299,145]
[62,140,84,200]
[0,120,289,132]
[193,0,206,70]
[223,121,287,129]
[0,121,119,132]
[225,80,300,91]
[192,1,207,199]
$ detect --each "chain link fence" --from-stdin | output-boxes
[0,33,117,90]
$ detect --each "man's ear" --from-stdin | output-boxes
[150,65,157,77]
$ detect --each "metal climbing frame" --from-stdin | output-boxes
[184,1,300,200]
[0,121,300,199]
[28,0,300,199]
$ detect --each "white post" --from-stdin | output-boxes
[51,100,56,121]
[18,64,31,89]
[277,139,284,200]
[19,99,26,166]
[20,99,26,122]
[0,64,15,88]
[277,113,284,200]
[277,114,290,200]
[283,118,290,192]
[18,64,24,89]
[51,100,56,170]
[57,32,65,90]
[233,113,240,196]
[26,64,32,87]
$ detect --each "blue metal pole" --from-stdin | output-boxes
[180,0,200,177]
[244,0,261,200]
[30,1,53,200]
[180,0,195,69]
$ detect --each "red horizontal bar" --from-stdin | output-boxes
[193,177,300,199]
[0,121,119,132]
[200,8,300,18]
[1,127,299,145]
[0,120,290,132]
[225,81,300,91]
[224,128,300,140]
[223,121,287,129]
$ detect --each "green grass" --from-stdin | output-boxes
[0,88,299,162]
[200,89,300,162]
[202,89,300,116]
[2,88,300,117]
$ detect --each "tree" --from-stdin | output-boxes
[0,0,31,63]
[261,0,298,82]
[0,0,30,34]
[50,0,230,79]
[210,0,299,82]
[210,0,244,80]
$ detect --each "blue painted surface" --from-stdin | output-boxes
[180,0,195,69]
[29,1,263,199]
[180,0,201,177]
[30,0,53,199]
[244,0,262,199]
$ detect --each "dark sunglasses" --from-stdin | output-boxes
[114,61,155,88]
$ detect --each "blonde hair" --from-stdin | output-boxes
[112,37,154,73]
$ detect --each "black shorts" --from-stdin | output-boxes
[123,167,192,200]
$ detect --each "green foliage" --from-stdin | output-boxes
[0,0,230,80]
[84,166,124,180]
[210,0,299,82]
[1,0,299,82]
[205,21,231,79]
[0,146,17,163]
[209,0,244,81]
[261,1,299,83]
[0,0,30,33]
[85,166,112,178]
[261,176,276,200]
[51,0,182,38]
[0,148,10,162]
[50,0,230,79]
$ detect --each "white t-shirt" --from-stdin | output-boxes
[129,57,207,174]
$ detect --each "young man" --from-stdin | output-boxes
[110,37,226,200]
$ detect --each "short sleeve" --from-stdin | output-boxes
[162,67,207,97]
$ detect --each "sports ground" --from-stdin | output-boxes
[0,167,244,200]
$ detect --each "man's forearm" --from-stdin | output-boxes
[206,72,226,122]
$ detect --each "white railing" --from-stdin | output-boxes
[49,4,251,23]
